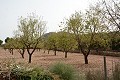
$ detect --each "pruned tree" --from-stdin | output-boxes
[14,37,26,58]
[4,38,15,55]
[57,31,77,58]
[43,38,51,54]
[63,6,109,64]
[46,33,58,56]
[16,14,46,63]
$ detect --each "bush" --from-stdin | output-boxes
[11,65,54,80]
[50,62,76,80]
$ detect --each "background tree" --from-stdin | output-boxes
[36,40,43,52]
[43,38,51,54]
[110,32,120,51]
[64,6,109,64]
[0,39,3,46]
[5,37,10,43]
[90,33,111,52]
[4,38,15,55]
[14,37,26,58]
[16,14,46,63]
[46,33,58,56]
[57,31,77,58]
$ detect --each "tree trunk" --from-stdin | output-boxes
[27,48,36,63]
[28,54,32,63]
[22,48,25,58]
[18,48,25,58]
[11,49,13,55]
[48,50,50,54]
[65,51,67,58]
[54,50,56,56]
[9,49,11,53]
[39,48,41,51]
[44,50,45,53]
[84,55,88,64]
[21,54,24,58]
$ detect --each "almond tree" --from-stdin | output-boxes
[57,31,76,58]
[64,6,109,64]
[16,14,46,63]
[46,33,58,55]
[14,37,26,58]
[4,38,14,55]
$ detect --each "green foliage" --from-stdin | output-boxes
[5,37,10,43]
[11,65,54,80]
[57,32,77,52]
[13,38,25,49]
[46,33,58,50]
[18,14,46,45]
[50,62,75,80]
[62,6,110,64]
[90,33,111,50]
[4,38,15,49]
[111,32,120,51]
[15,13,46,63]
[0,39,3,45]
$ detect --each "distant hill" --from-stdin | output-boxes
[43,32,55,38]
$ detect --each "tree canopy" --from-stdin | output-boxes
[15,14,46,63]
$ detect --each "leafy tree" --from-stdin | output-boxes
[43,39,51,54]
[46,33,58,55]
[14,37,26,58]
[110,32,120,51]
[0,39,3,45]
[36,40,43,52]
[57,31,77,58]
[16,14,46,63]
[5,37,10,43]
[4,38,15,55]
[90,33,111,52]
[63,6,109,64]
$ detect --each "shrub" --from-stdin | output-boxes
[11,64,54,80]
[50,62,76,80]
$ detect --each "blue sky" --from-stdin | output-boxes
[0,0,96,41]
